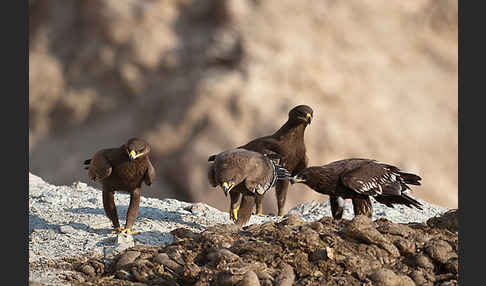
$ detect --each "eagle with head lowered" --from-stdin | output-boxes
[289,158,422,219]
[209,104,313,223]
[83,138,155,235]
[207,149,290,226]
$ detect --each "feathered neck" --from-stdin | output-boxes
[273,119,307,141]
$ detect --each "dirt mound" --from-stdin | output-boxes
[52,212,457,285]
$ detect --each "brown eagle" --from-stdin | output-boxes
[289,158,422,218]
[83,138,155,234]
[207,149,290,226]
[209,105,313,222]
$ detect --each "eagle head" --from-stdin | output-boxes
[124,138,151,161]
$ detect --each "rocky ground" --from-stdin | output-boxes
[29,173,457,285]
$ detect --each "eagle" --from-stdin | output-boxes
[207,149,290,226]
[83,138,155,235]
[209,105,313,222]
[289,158,422,218]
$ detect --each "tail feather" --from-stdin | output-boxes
[375,193,423,210]
[399,172,421,185]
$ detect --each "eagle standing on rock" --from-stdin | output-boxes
[209,105,313,222]
[83,138,155,234]
[207,149,290,226]
[289,158,422,218]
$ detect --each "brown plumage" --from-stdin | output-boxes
[208,149,290,226]
[209,105,313,220]
[83,138,155,234]
[289,158,422,219]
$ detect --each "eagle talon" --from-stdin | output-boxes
[111,226,123,234]
[230,206,239,223]
[255,213,270,217]
[119,228,138,235]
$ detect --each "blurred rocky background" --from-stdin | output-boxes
[28,0,458,214]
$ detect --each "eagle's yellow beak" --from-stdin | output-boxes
[306,113,312,124]
[289,175,306,185]
[129,150,144,160]
[222,182,235,197]
[129,150,137,160]
[298,113,313,124]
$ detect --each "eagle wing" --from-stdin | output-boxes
[340,161,403,196]
[207,161,218,187]
[239,138,285,162]
[87,150,113,181]
[144,158,156,186]
[244,155,276,195]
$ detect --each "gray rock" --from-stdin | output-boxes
[369,268,415,286]
[207,248,241,266]
[414,255,435,271]
[116,250,141,270]
[275,262,295,286]
[79,264,96,277]
[424,239,455,264]
[237,270,261,286]
[345,215,400,257]
[116,233,134,245]
[115,269,132,280]
[153,253,183,274]
[58,225,77,234]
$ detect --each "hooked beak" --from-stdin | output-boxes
[298,113,313,125]
[128,150,137,160]
[289,175,306,185]
[305,113,312,124]
[128,150,145,161]
[221,182,235,197]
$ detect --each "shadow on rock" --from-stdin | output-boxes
[66,206,205,232]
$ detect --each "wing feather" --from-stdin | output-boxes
[144,159,156,186]
[88,150,113,181]
[340,161,407,196]
[207,161,218,187]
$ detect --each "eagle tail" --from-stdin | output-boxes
[399,172,421,185]
[84,159,92,170]
[375,193,423,210]
[207,162,218,187]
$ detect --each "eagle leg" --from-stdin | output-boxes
[254,194,265,216]
[352,196,373,218]
[275,179,289,216]
[124,188,141,232]
[230,191,241,222]
[102,187,121,231]
[330,196,345,219]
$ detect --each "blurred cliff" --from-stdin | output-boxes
[28,0,458,213]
